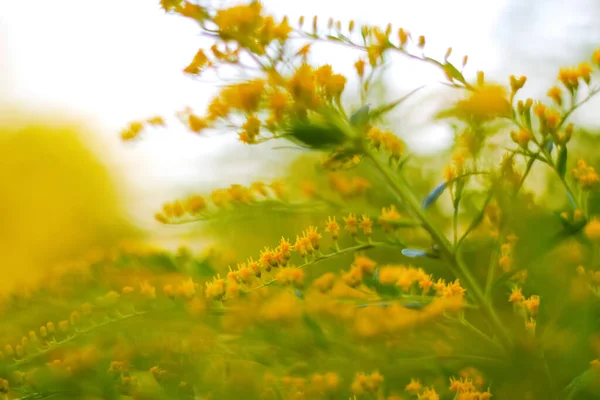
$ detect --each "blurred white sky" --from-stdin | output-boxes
[0,0,523,228]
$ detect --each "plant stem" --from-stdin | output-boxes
[366,150,513,351]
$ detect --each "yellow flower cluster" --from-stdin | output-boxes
[287,64,347,111]
[342,213,372,237]
[379,205,403,232]
[328,173,371,198]
[119,116,165,141]
[275,267,304,288]
[341,255,377,288]
[212,2,291,50]
[155,182,287,223]
[572,159,600,191]
[367,127,406,160]
[498,234,518,273]
[377,265,436,294]
[509,288,539,332]
[294,226,321,257]
[155,195,207,223]
[449,376,492,400]
[266,371,340,399]
[404,379,439,399]
[455,84,511,121]
[350,371,384,397]
[558,62,593,92]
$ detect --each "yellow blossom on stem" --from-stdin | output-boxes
[313,272,335,293]
[420,387,440,400]
[379,205,402,232]
[547,85,563,106]
[304,226,321,250]
[353,255,377,275]
[523,295,540,315]
[343,213,359,236]
[359,214,373,236]
[342,267,363,288]
[509,287,524,304]
[351,371,384,396]
[325,216,340,240]
[572,159,600,190]
[205,276,226,300]
[405,378,421,393]
[525,317,536,332]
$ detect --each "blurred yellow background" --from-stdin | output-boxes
[0,112,135,292]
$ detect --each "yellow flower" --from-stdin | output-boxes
[456,84,511,121]
[379,205,402,232]
[572,159,600,190]
[547,85,563,106]
[355,58,366,77]
[545,108,561,130]
[183,49,210,75]
[593,48,600,67]
[577,62,593,84]
[188,114,208,133]
[213,2,263,40]
[509,287,524,303]
[268,91,289,120]
[325,216,340,240]
[342,266,363,288]
[381,131,404,159]
[304,226,321,250]
[343,213,359,236]
[288,64,318,107]
[313,272,335,293]
[510,129,533,148]
[359,215,373,236]
[523,295,540,315]
[185,195,206,214]
[177,278,197,299]
[420,387,440,400]
[205,276,225,300]
[405,378,421,393]
[140,281,156,299]
[509,75,527,93]
[368,127,382,148]
[221,80,265,113]
[398,28,409,47]
[585,219,600,243]
[353,255,377,275]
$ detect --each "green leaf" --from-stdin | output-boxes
[302,315,329,349]
[193,259,217,278]
[442,62,467,85]
[285,117,348,150]
[349,104,371,128]
[369,86,424,121]
[454,178,466,209]
[557,145,568,179]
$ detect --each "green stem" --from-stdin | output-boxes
[366,150,513,351]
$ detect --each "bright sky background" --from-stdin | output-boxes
[0,0,541,229]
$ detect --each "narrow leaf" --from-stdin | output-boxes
[369,86,425,120]
[422,182,447,209]
[442,62,467,85]
[401,249,430,258]
[557,145,568,179]
[349,104,371,127]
